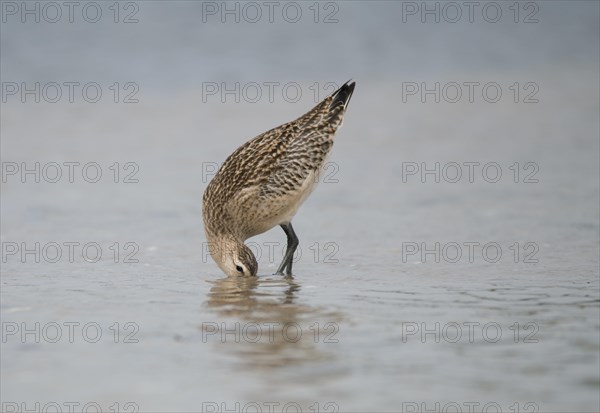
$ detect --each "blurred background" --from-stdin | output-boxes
[1,1,599,412]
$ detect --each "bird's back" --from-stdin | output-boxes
[203,81,355,238]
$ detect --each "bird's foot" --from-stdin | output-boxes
[274,270,294,277]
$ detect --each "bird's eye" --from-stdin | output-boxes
[235,265,244,273]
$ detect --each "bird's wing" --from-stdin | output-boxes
[259,126,333,199]
[214,81,355,202]
[259,81,356,199]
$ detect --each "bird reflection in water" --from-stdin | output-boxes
[203,275,344,372]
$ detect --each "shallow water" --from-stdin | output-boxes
[1,1,599,412]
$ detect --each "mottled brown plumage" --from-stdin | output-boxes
[203,81,355,277]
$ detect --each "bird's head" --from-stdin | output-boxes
[208,237,258,277]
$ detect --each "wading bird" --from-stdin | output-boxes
[203,81,355,276]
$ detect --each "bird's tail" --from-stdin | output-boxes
[297,80,356,131]
[330,80,356,113]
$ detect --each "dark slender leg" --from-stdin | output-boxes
[275,222,299,276]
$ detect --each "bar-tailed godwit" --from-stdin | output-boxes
[203,81,355,276]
